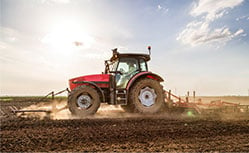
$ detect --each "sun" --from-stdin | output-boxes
[42,21,95,54]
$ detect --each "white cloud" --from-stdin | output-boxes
[236,15,249,21]
[177,22,245,47]
[191,0,243,21]
[157,5,162,10]
[176,22,242,46]
[157,4,169,13]
[234,29,244,36]
[241,33,247,37]
[177,0,244,47]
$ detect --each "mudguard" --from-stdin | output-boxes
[71,81,105,102]
[126,72,164,90]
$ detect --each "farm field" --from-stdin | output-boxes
[2,0,249,152]
[0,96,249,152]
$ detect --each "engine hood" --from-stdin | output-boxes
[69,74,110,90]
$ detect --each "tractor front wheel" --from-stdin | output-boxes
[129,78,165,114]
[68,85,100,116]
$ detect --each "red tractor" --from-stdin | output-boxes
[68,47,166,116]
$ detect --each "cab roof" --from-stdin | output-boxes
[110,49,150,62]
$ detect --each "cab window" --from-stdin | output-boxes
[139,59,148,71]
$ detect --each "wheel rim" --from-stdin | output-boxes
[138,87,157,107]
[77,94,92,109]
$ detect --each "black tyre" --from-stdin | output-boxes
[129,78,165,114]
[68,85,100,116]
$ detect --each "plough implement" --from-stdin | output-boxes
[0,89,70,118]
[165,90,249,116]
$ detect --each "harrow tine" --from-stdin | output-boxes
[9,105,18,113]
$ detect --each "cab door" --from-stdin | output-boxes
[116,58,139,88]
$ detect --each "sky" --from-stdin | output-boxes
[0,0,249,96]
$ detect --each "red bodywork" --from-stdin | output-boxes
[69,72,164,91]
[126,72,164,90]
[69,74,110,90]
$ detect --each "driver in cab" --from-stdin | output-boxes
[116,60,138,88]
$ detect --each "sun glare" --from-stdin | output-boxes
[42,21,95,54]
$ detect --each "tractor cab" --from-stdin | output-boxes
[104,48,150,89]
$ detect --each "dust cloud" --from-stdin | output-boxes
[18,101,142,120]
[18,100,71,119]
[18,100,248,120]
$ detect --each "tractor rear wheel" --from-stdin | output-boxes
[68,85,100,116]
[129,78,165,114]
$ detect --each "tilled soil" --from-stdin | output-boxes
[1,117,249,152]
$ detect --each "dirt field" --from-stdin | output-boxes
[1,117,249,152]
[0,97,249,152]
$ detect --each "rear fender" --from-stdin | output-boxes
[126,72,164,91]
[72,81,105,102]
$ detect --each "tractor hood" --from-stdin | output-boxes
[69,74,110,90]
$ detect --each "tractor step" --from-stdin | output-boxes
[116,89,127,105]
